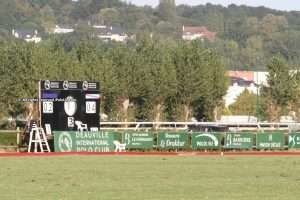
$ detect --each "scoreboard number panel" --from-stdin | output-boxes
[86,101,96,114]
[40,80,100,131]
[68,117,75,128]
[43,102,53,114]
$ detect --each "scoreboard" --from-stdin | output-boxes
[39,80,100,131]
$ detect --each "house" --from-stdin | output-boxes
[219,115,258,123]
[12,29,42,43]
[93,25,128,42]
[182,26,216,41]
[53,25,74,34]
[224,71,268,107]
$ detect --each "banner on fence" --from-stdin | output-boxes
[224,133,254,149]
[158,132,188,149]
[191,133,221,149]
[54,131,115,152]
[256,132,285,149]
[123,132,153,149]
[288,133,300,149]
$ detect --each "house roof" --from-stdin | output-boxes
[230,77,257,87]
[93,25,126,36]
[228,71,254,81]
[56,24,74,29]
[13,29,37,39]
[183,26,216,41]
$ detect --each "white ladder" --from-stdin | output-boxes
[28,126,51,153]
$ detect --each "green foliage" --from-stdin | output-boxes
[266,57,296,106]
[173,41,228,121]
[260,56,298,121]
[229,90,257,116]
[2,0,300,122]
[158,0,176,23]
[1,1,300,70]
[0,37,228,122]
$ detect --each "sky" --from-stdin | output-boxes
[122,0,300,11]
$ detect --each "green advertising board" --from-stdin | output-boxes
[256,132,285,149]
[224,133,254,149]
[123,132,153,149]
[191,132,221,150]
[54,131,116,152]
[158,132,188,149]
[288,133,300,149]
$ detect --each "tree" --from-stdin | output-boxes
[99,8,120,25]
[158,0,176,23]
[260,14,288,37]
[261,57,297,121]
[173,41,228,121]
[135,39,177,122]
[0,41,38,124]
[229,90,257,116]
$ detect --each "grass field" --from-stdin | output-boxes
[0,133,17,146]
[1,155,300,200]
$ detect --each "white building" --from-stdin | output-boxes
[224,71,268,107]
[12,29,42,43]
[224,82,258,107]
[93,25,128,42]
[53,25,74,34]
[182,26,216,42]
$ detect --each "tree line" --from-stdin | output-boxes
[1,37,300,127]
[0,37,228,127]
[0,0,300,71]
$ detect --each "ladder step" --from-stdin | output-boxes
[28,127,51,153]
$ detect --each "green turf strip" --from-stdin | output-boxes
[0,156,300,200]
[0,133,17,146]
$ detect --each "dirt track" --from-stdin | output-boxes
[1,151,300,157]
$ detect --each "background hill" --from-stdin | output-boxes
[1,0,300,70]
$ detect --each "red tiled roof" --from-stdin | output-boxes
[227,71,254,81]
[183,26,217,41]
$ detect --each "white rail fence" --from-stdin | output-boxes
[99,122,300,131]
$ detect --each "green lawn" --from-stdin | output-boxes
[0,156,300,200]
[0,133,17,146]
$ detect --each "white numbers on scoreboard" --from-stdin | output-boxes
[43,102,53,113]
[68,117,75,127]
[86,101,96,114]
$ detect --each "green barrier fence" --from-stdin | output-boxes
[54,131,116,152]
[191,132,222,150]
[224,133,254,149]
[123,132,153,150]
[256,132,285,150]
[52,131,292,152]
[157,132,189,150]
[288,133,300,149]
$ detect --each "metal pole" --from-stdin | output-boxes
[16,127,20,152]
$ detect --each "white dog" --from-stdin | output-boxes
[113,141,126,152]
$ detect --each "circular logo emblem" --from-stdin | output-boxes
[160,140,166,148]
[82,81,89,90]
[58,132,73,152]
[63,81,69,90]
[44,80,51,90]
[64,96,77,116]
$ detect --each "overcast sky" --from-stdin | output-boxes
[123,0,300,11]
